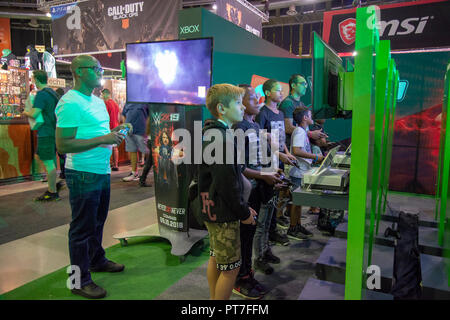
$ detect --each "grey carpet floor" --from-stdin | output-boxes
[155,213,332,300]
[154,193,437,300]
[0,169,155,245]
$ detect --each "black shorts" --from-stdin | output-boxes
[37,136,56,161]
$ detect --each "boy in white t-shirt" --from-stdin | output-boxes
[288,106,324,239]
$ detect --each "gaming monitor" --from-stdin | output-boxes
[312,32,344,119]
[126,38,213,105]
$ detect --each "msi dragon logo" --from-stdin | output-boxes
[339,18,356,45]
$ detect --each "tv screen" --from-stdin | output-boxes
[312,32,343,119]
[126,38,213,105]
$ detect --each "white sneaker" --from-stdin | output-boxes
[122,172,139,182]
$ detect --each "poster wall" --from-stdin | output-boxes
[50,0,180,56]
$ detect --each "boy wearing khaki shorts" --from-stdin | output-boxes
[199,84,257,300]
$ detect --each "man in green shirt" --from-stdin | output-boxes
[23,70,62,201]
[279,74,328,148]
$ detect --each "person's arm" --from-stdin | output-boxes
[145,117,151,136]
[22,92,43,119]
[243,167,282,185]
[284,117,296,135]
[291,146,323,161]
[23,107,41,119]
[56,127,124,154]
[308,129,328,140]
[284,144,296,160]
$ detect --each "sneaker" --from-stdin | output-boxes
[139,181,152,187]
[296,224,313,238]
[233,277,263,300]
[71,282,107,299]
[33,190,60,202]
[269,231,290,246]
[263,248,280,264]
[56,180,66,192]
[90,260,125,273]
[112,167,119,171]
[287,226,309,240]
[254,258,274,275]
[122,172,139,182]
[277,215,290,229]
[249,270,268,295]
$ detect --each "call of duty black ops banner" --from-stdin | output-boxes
[216,0,262,37]
[50,0,180,56]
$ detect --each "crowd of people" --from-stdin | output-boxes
[22,54,332,300]
[198,76,331,300]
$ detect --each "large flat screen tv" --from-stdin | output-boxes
[126,38,213,105]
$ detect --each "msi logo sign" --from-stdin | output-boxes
[339,18,356,45]
[338,14,433,45]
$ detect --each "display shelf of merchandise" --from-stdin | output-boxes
[0,68,29,124]
[111,79,126,110]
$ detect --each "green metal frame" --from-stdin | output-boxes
[344,6,400,299]
[436,63,450,285]
[378,60,398,234]
[344,7,379,300]
[437,63,450,247]
[369,40,391,260]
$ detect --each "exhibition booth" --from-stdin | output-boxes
[0,0,448,301]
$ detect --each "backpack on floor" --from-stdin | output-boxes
[389,212,422,300]
[317,208,344,236]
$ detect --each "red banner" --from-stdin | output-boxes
[0,18,11,52]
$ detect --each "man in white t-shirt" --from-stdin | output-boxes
[55,55,132,299]
[288,106,324,240]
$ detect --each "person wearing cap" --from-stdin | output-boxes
[1,49,16,70]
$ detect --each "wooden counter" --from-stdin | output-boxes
[0,123,35,180]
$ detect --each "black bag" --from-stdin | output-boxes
[317,208,344,235]
[390,212,422,300]
[187,168,206,230]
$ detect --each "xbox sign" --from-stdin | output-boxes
[180,24,200,35]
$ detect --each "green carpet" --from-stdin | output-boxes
[1,237,209,300]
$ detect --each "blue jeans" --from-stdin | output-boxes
[66,169,111,287]
[253,197,276,260]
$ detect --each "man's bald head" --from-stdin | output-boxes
[71,55,103,92]
[70,55,98,74]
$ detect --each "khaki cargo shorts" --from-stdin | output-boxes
[204,220,241,272]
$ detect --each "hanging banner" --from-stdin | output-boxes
[50,0,180,56]
[0,18,11,53]
[216,0,262,37]
[323,0,450,54]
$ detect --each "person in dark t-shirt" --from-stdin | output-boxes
[232,84,282,298]
[255,79,296,247]
[23,70,63,201]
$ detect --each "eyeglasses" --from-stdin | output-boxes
[78,66,104,74]
[298,82,308,88]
